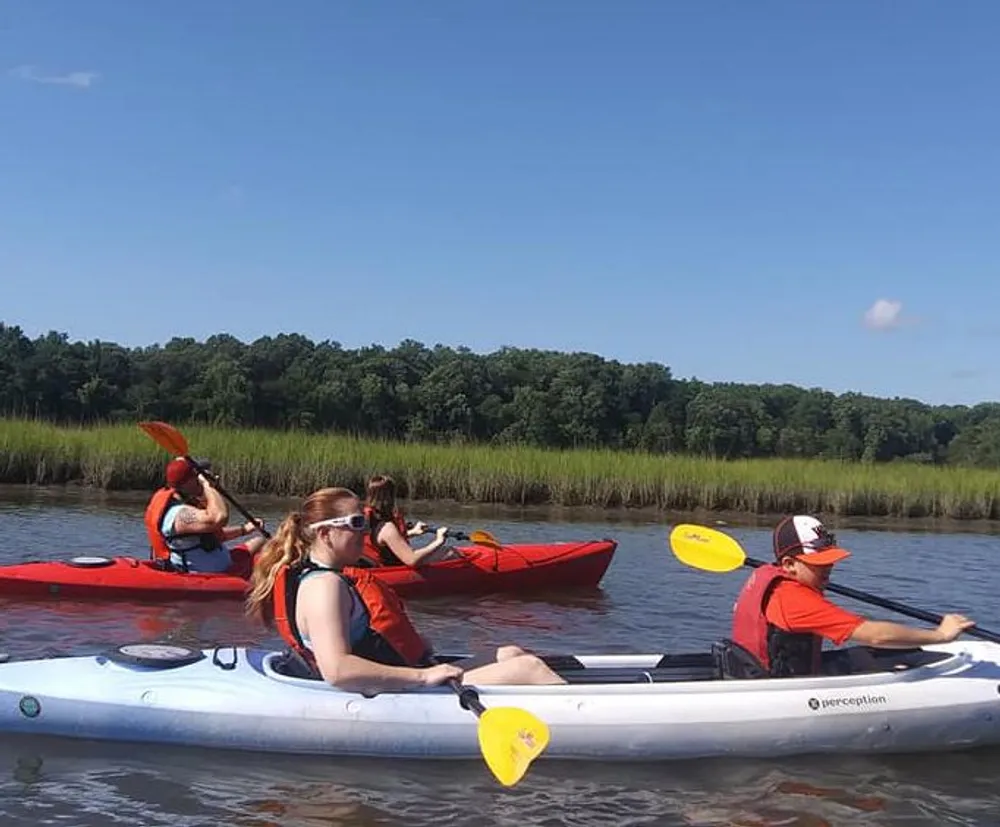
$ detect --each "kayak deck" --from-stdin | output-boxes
[0,557,247,601]
[356,538,617,598]
[0,539,616,601]
[0,640,998,761]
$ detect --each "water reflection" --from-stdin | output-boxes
[2,488,1000,825]
[2,734,999,827]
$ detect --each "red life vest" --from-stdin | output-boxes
[143,487,223,570]
[362,506,410,567]
[273,561,431,676]
[731,564,821,676]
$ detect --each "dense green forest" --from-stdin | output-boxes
[2,322,999,467]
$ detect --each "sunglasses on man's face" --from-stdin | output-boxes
[310,513,368,532]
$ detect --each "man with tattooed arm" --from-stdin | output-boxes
[143,458,266,575]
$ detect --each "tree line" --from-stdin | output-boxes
[2,322,999,467]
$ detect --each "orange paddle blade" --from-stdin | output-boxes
[468,530,503,551]
[138,421,189,456]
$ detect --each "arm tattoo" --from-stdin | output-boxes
[175,506,201,527]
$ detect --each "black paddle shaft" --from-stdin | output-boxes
[745,556,1000,644]
[426,652,486,717]
[184,454,272,540]
[450,679,486,716]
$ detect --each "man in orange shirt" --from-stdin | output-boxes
[732,515,975,677]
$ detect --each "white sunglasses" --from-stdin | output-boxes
[309,513,368,532]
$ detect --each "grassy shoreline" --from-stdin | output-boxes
[2,419,999,520]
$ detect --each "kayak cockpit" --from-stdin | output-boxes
[255,639,958,688]
[540,642,955,684]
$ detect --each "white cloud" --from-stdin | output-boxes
[9,65,99,89]
[863,298,903,331]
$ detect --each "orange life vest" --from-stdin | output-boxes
[731,564,822,677]
[144,488,182,564]
[361,506,410,567]
[273,560,431,675]
[143,487,222,570]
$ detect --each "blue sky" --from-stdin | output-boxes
[3,2,999,407]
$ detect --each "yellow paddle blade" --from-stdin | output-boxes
[468,530,503,551]
[669,523,747,573]
[477,706,550,787]
[139,421,189,456]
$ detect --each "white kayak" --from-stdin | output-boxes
[1,639,999,761]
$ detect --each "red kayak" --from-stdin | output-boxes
[0,539,616,602]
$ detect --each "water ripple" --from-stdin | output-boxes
[1,493,1000,825]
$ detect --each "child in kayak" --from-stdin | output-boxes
[362,474,460,567]
[731,514,976,677]
[246,486,566,694]
[144,458,266,575]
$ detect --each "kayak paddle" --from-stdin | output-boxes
[441,669,550,786]
[669,523,1000,645]
[139,421,272,540]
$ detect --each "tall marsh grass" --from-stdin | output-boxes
[1,418,999,519]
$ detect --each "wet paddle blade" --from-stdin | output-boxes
[468,530,503,551]
[139,421,189,457]
[477,706,550,787]
[669,524,747,573]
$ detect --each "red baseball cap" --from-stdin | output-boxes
[773,515,851,566]
[165,458,197,487]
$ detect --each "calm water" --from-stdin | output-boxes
[0,488,999,826]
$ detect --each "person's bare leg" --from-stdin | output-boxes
[462,652,565,686]
[244,536,266,555]
[496,645,527,661]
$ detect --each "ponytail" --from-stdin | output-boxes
[245,486,362,626]
[246,512,309,626]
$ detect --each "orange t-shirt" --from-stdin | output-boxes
[765,580,864,645]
